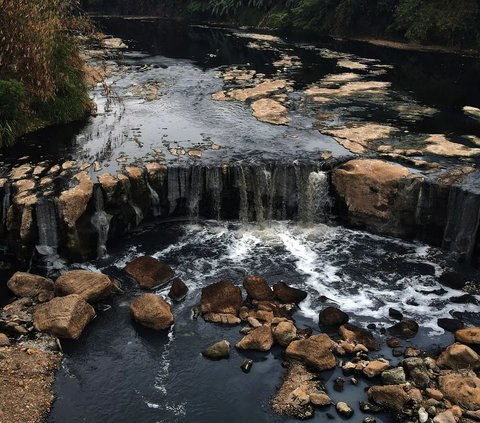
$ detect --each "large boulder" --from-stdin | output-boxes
[7,272,54,299]
[439,373,480,410]
[439,271,468,290]
[130,294,174,331]
[124,256,174,289]
[332,159,422,237]
[202,340,230,359]
[273,321,297,347]
[200,281,243,316]
[339,324,380,351]
[168,278,188,302]
[368,385,410,411]
[319,306,349,326]
[388,319,419,339]
[236,325,274,351]
[55,270,117,303]
[286,334,336,371]
[243,275,274,301]
[33,294,95,339]
[403,357,430,388]
[437,343,480,370]
[273,282,307,304]
[455,327,480,345]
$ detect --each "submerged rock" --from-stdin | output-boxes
[273,282,307,304]
[319,306,349,326]
[7,272,54,299]
[55,269,118,303]
[200,281,243,316]
[236,325,274,351]
[124,256,174,289]
[388,319,419,339]
[339,324,380,351]
[130,294,174,331]
[201,340,230,359]
[439,271,468,290]
[168,277,189,302]
[33,294,95,339]
[243,275,274,301]
[437,318,464,333]
[286,334,336,371]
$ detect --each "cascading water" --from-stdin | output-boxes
[91,186,112,258]
[1,182,11,226]
[187,166,202,221]
[146,180,161,217]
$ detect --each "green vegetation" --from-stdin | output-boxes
[84,0,480,49]
[0,0,91,145]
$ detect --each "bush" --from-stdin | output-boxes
[0,80,26,123]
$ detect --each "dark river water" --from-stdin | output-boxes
[2,17,477,423]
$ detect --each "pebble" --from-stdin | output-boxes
[336,402,354,418]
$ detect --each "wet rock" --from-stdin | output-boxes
[336,402,354,418]
[381,367,406,385]
[168,277,188,302]
[319,306,349,326]
[368,385,410,411]
[426,388,444,401]
[437,342,480,370]
[360,401,383,414]
[124,256,174,289]
[7,272,54,299]
[455,327,480,345]
[247,316,262,328]
[290,387,310,406]
[389,308,403,320]
[387,337,403,348]
[339,324,380,351]
[255,310,274,323]
[203,313,241,325]
[310,393,331,407]
[129,294,174,331]
[418,407,429,423]
[334,377,345,392]
[251,98,289,125]
[241,359,254,373]
[388,319,419,339]
[439,372,480,410]
[33,294,95,339]
[437,318,464,333]
[403,357,430,388]
[273,321,297,347]
[439,271,467,290]
[273,282,307,304]
[286,334,336,371]
[200,280,243,316]
[364,360,390,378]
[201,340,230,359]
[404,347,422,357]
[450,293,478,304]
[0,333,10,346]
[432,410,458,423]
[236,325,274,351]
[364,417,376,423]
[55,270,117,303]
[243,275,274,301]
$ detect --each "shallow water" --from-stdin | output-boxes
[48,220,479,423]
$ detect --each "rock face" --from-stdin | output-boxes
[168,278,188,302]
[130,294,174,330]
[332,159,422,237]
[437,343,480,370]
[439,373,480,410]
[286,334,336,371]
[124,256,174,289]
[55,270,117,303]
[273,321,297,346]
[200,281,243,316]
[243,275,274,301]
[201,340,230,359]
[339,324,380,351]
[33,294,95,339]
[7,272,54,298]
[273,282,307,304]
[319,306,349,326]
[455,327,480,345]
[236,325,274,351]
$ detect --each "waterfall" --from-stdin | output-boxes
[187,166,202,221]
[146,180,161,217]
[1,182,11,226]
[236,166,249,222]
[91,186,112,258]
[206,167,222,220]
[296,167,330,224]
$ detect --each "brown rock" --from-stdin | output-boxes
[309,393,332,407]
[201,340,230,359]
[286,334,336,371]
[168,277,188,302]
[433,410,458,423]
[426,388,444,401]
[439,372,480,410]
[203,313,241,325]
[236,325,274,351]
[368,385,410,411]
[55,270,117,303]
[437,343,480,370]
[130,294,174,330]
[388,319,419,339]
[0,333,10,346]
[33,294,95,339]
[243,275,274,301]
[339,324,380,351]
[456,327,480,345]
[7,272,54,298]
[319,306,349,326]
[273,282,307,304]
[255,310,274,322]
[200,280,243,316]
[363,360,390,378]
[124,256,174,289]
[273,321,297,347]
